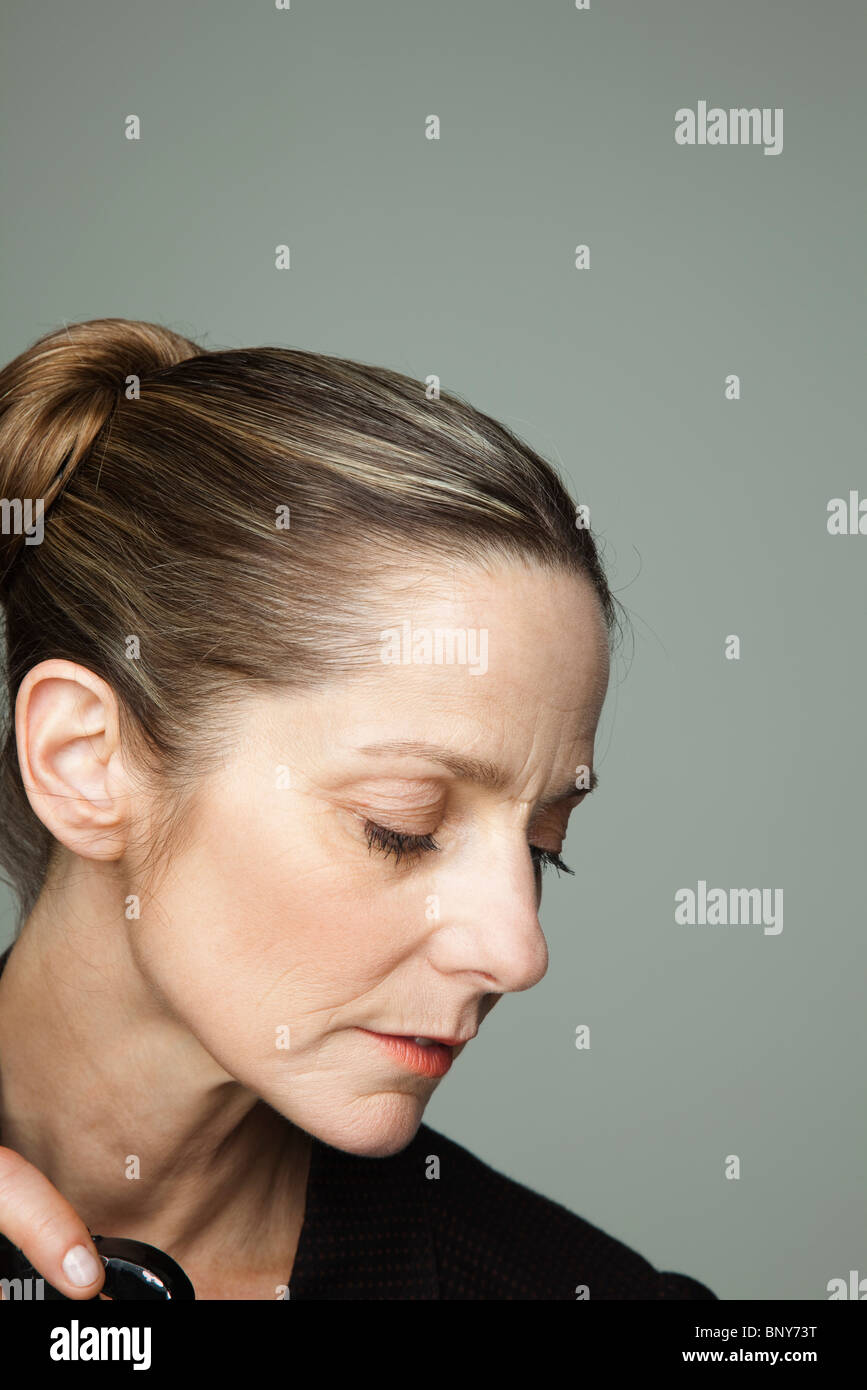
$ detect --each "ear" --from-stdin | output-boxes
[15,659,131,862]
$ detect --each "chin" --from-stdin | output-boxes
[272,1087,429,1159]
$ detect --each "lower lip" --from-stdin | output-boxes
[358,1029,455,1078]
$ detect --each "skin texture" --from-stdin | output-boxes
[0,558,610,1299]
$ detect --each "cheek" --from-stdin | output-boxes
[131,790,422,1054]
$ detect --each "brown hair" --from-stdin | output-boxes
[0,317,622,931]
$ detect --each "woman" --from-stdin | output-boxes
[0,318,715,1300]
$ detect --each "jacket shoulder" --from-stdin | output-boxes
[412,1124,717,1301]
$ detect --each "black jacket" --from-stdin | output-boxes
[0,943,715,1299]
[289,1120,716,1299]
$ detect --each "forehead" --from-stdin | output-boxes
[274,560,611,764]
[373,558,609,711]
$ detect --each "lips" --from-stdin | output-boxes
[409,1034,465,1047]
[376,1029,475,1047]
[357,1029,461,1078]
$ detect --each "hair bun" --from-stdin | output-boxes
[0,317,201,596]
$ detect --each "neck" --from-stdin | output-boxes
[0,878,312,1286]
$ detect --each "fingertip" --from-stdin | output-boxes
[60,1242,105,1294]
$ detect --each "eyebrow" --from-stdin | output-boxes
[355,739,598,807]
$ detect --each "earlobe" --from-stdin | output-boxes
[14,658,130,861]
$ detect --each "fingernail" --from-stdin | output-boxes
[62,1243,102,1286]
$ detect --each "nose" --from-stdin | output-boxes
[426,824,549,993]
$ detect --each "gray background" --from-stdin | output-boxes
[2,0,864,1300]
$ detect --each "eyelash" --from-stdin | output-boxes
[363,821,439,865]
[362,820,574,876]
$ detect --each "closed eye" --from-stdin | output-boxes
[363,820,574,875]
[363,820,440,864]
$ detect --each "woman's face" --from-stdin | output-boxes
[125,560,611,1156]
